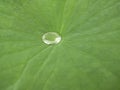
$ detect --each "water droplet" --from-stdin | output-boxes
[42,32,61,45]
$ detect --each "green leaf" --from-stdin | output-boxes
[0,0,120,90]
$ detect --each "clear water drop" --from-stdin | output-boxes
[42,32,61,45]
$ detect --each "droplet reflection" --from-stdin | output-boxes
[42,32,61,45]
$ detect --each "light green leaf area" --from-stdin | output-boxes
[0,0,120,90]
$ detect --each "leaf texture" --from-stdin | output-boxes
[0,0,120,90]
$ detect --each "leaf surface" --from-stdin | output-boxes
[0,0,120,90]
